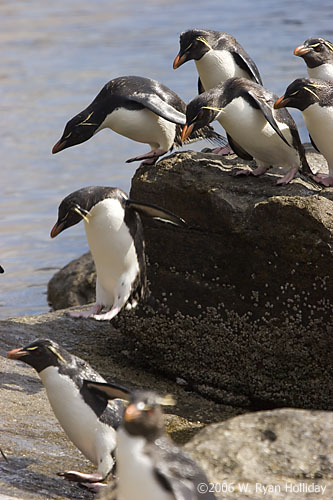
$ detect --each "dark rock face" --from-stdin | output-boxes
[184,408,333,500]
[129,150,332,322]
[47,149,333,411]
[48,252,96,310]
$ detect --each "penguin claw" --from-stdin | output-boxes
[126,148,166,164]
[276,166,299,185]
[310,174,333,187]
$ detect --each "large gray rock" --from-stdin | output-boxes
[47,149,333,410]
[184,408,333,499]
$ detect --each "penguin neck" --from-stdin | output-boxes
[195,49,248,90]
[308,63,333,81]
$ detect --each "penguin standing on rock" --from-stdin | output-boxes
[275,78,333,187]
[182,77,314,185]
[52,75,225,166]
[86,382,216,500]
[173,29,262,93]
[7,339,130,486]
[294,37,333,81]
[173,29,262,155]
[51,186,187,321]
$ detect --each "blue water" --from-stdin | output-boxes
[0,0,332,318]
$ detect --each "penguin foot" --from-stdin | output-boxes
[125,148,165,164]
[68,304,103,319]
[276,166,299,185]
[58,470,105,483]
[211,145,234,155]
[91,307,120,321]
[310,173,333,187]
[80,482,109,492]
[233,165,269,177]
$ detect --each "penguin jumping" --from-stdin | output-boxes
[86,381,216,499]
[51,186,187,321]
[52,75,225,165]
[275,78,333,186]
[8,339,129,486]
[182,77,315,184]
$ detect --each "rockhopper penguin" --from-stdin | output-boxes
[182,77,314,184]
[51,186,187,321]
[85,382,216,500]
[173,29,262,94]
[7,338,129,485]
[173,29,262,155]
[52,75,225,165]
[275,78,333,186]
[294,37,333,81]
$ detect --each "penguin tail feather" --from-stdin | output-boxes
[175,124,227,147]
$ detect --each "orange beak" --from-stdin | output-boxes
[52,139,67,154]
[8,348,27,360]
[181,123,194,142]
[274,95,289,109]
[50,221,64,238]
[294,45,310,57]
[173,53,186,69]
[124,404,142,422]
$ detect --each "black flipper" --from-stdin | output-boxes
[198,77,205,95]
[247,90,291,147]
[148,438,216,500]
[310,134,320,153]
[126,199,187,228]
[233,51,263,85]
[129,93,186,125]
[84,380,131,401]
[0,265,4,274]
[227,133,253,161]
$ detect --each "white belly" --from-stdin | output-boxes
[218,98,299,168]
[95,107,176,151]
[39,366,116,475]
[195,49,251,90]
[303,103,333,173]
[308,64,333,82]
[117,429,173,500]
[84,198,140,308]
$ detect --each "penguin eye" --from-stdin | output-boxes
[27,346,41,355]
[315,45,322,52]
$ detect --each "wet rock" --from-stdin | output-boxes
[184,408,333,499]
[1,310,237,499]
[46,149,333,410]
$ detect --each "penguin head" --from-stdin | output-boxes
[52,109,100,154]
[8,338,70,373]
[173,29,216,68]
[274,78,326,111]
[294,37,333,68]
[123,390,176,441]
[182,93,220,141]
[50,186,125,238]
